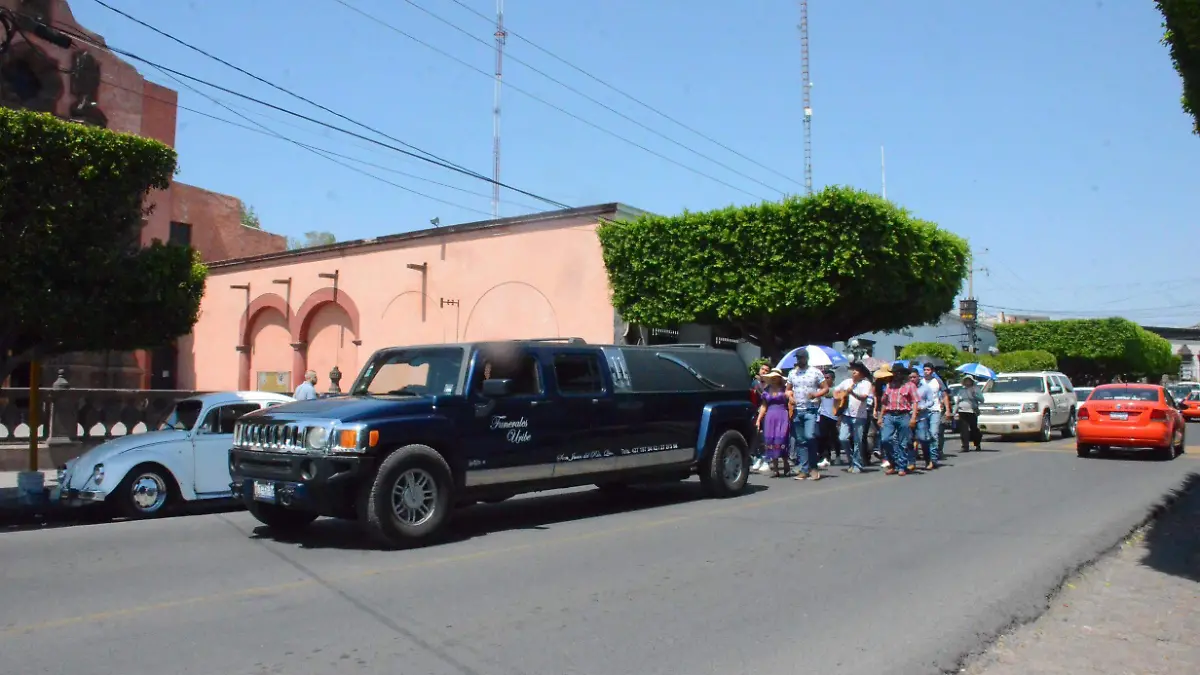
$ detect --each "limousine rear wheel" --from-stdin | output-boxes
[362,444,453,547]
[700,430,750,498]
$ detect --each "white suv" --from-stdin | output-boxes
[977,371,1078,442]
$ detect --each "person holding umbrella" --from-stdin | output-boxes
[954,374,985,452]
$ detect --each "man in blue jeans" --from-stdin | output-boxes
[787,350,828,480]
[876,365,919,476]
[834,362,874,472]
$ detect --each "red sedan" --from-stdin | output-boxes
[1076,384,1186,460]
[1181,390,1200,422]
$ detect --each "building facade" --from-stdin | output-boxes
[1,0,287,388]
[183,204,646,392]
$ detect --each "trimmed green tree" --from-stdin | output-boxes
[898,342,965,369]
[1157,0,1200,134]
[978,349,1058,373]
[995,318,1178,383]
[0,108,207,384]
[597,186,971,357]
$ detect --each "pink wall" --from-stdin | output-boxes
[180,207,628,392]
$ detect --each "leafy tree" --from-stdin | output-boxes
[239,203,261,229]
[995,318,1177,383]
[898,342,965,369]
[978,349,1058,373]
[597,186,971,358]
[0,108,207,383]
[748,356,770,378]
[1157,0,1200,134]
[288,230,337,250]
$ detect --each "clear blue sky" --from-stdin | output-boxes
[69,0,1200,326]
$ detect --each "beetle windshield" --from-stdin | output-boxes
[159,400,203,430]
[353,347,466,396]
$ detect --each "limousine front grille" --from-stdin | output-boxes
[235,421,326,453]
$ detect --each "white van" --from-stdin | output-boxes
[977,371,1078,442]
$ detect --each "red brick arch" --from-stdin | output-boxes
[289,287,362,389]
[237,292,291,390]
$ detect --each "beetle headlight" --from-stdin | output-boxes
[91,463,105,486]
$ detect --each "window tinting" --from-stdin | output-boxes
[554,355,603,394]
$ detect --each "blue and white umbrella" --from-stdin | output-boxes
[777,345,849,370]
[956,362,997,380]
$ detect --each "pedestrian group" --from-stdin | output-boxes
[752,351,988,480]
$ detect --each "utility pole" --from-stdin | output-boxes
[880,145,886,199]
[491,0,506,219]
[798,0,813,195]
[959,248,989,353]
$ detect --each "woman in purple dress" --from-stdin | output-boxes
[756,369,794,477]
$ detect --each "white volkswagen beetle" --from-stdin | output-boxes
[57,391,295,518]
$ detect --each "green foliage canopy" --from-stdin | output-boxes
[288,230,337,250]
[995,318,1178,382]
[597,186,971,356]
[239,203,261,229]
[1158,0,1200,134]
[0,108,207,383]
[898,342,965,369]
[978,349,1059,373]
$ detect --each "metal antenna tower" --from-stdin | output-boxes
[491,0,506,218]
[799,0,813,195]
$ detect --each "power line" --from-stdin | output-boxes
[81,0,568,210]
[146,61,499,218]
[980,302,1200,318]
[45,18,574,210]
[328,0,773,201]
[397,0,791,196]
[444,0,805,190]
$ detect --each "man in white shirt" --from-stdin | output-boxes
[834,362,874,472]
[787,350,828,479]
[921,363,951,462]
[293,370,319,400]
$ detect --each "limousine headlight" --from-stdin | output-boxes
[305,426,330,452]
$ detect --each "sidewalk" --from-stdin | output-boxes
[965,475,1200,674]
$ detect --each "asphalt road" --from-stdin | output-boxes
[2,437,1198,675]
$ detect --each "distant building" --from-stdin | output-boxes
[1,0,287,388]
[1142,326,1200,382]
[833,313,997,362]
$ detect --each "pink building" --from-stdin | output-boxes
[183,205,648,393]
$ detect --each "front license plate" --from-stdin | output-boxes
[252,481,276,503]
[1109,412,1128,421]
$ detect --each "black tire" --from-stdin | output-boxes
[1171,426,1185,458]
[111,463,177,519]
[1062,410,1076,438]
[1076,443,1092,458]
[1038,411,1052,442]
[359,444,453,547]
[699,429,750,498]
[595,482,631,494]
[246,500,318,531]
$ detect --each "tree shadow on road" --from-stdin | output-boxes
[253,481,770,551]
[1140,471,1200,583]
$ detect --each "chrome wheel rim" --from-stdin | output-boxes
[130,473,167,512]
[721,444,745,485]
[391,468,437,526]
[1041,414,1051,440]
[1068,413,1077,436]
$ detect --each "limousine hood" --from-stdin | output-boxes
[247,396,438,422]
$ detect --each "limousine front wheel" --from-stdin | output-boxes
[700,430,750,498]
[361,444,453,547]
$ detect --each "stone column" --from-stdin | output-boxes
[236,345,251,391]
[47,370,77,446]
[290,343,306,391]
[328,366,343,395]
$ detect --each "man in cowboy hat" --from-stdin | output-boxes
[833,361,874,472]
[875,363,919,475]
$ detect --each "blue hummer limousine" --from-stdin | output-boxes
[229,338,755,546]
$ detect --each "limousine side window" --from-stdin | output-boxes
[473,354,543,396]
[554,354,603,395]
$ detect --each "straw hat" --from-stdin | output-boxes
[873,364,894,380]
[762,368,786,383]
[961,374,976,384]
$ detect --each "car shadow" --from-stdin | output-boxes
[1139,472,1200,583]
[251,482,770,551]
[0,497,244,534]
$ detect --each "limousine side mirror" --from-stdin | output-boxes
[482,378,513,397]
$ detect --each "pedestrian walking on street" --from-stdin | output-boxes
[834,362,873,472]
[756,369,794,477]
[876,365,919,476]
[750,363,771,473]
[915,369,943,470]
[293,370,319,400]
[817,370,840,468]
[787,350,828,481]
[954,375,985,452]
